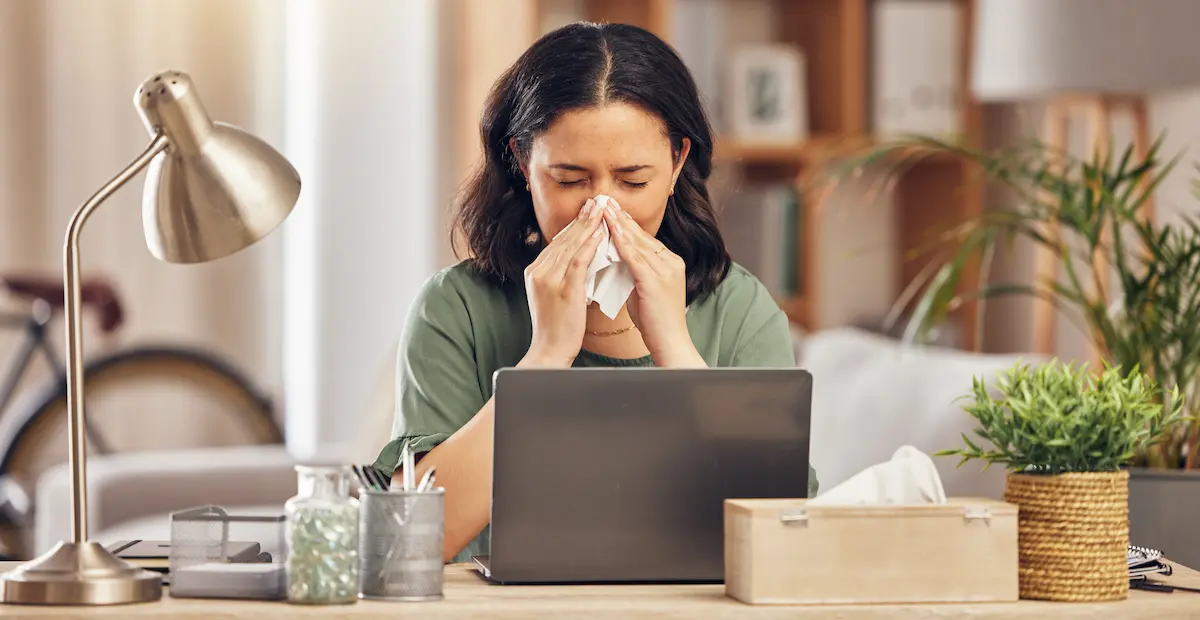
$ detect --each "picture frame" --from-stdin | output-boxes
[725,45,808,143]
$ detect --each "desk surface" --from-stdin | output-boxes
[0,562,1196,619]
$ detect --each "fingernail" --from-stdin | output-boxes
[592,228,603,238]
[579,200,592,220]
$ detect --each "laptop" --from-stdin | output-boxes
[473,367,812,584]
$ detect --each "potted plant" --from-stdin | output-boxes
[941,359,1184,601]
[838,134,1200,566]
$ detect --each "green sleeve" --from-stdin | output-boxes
[372,272,486,477]
[723,272,819,498]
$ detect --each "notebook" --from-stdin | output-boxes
[1128,545,1172,580]
[106,540,265,572]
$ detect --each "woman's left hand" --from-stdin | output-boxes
[602,198,707,368]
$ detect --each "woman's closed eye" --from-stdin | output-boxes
[553,178,650,188]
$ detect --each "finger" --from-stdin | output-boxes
[600,201,650,257]
[549,218,603,281]
[529,219,576,275]
[610,200,674,265]
[554,199,598,246]
[603,208,663,277]
[604,199,660,252]
[531,202,589,271]
[545,199,603,273]
[554,218,578,241]
[603,200,672,272]
[562,221,606,295]
[553,198,602,256]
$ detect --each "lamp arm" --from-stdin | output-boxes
[62,133,169,543]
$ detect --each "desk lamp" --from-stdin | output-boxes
[0,70,300,605]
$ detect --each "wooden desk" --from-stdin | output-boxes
[0,562,1196,618]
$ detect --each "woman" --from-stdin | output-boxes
[374,21,818,564]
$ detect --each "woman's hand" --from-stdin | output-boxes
[521,198,606,368]
[602,199,707,368]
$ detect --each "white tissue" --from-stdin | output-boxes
[554,195,636,319]
[807,445,947,506]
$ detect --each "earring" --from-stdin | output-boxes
[526,182,530,191]
[669,186,675,196]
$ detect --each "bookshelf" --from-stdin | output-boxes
[455,0,986,351]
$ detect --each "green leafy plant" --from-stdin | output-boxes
[838,134,1200,469]
[941,360,1185,474]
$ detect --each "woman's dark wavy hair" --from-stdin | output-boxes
[452,21,731,305]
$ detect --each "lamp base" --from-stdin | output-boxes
[0,541,162,605]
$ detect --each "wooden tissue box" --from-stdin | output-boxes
[723,498,1019,605]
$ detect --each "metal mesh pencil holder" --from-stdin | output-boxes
[357,488,445,601]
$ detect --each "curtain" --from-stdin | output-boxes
[0,0,286,432]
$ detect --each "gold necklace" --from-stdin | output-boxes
[587,324,637,337]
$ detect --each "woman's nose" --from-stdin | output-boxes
[593,178,617,197]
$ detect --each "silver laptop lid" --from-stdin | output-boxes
[487,367,812,584]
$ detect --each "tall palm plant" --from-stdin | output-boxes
[842,135,1200,469]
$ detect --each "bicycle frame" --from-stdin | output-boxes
[0,306,64,420]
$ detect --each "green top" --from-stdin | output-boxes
[373,261,819,564]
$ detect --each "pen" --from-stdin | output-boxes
[361,465,384,491]
[372,466,392,492]
[1131,580,1200,594]
[351,465,372,491]
[402,440,416,491]
[416,466,437,493]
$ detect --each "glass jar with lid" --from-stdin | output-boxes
[284,464,360,604]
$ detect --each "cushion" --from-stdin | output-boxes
[800,327,1040,500]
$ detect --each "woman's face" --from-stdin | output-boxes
[519,102,691,242]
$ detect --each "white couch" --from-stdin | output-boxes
[34,327,1036,556]
[801,327,1039,500]
[33,339,400,555]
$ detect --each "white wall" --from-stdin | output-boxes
[282,0,440,460]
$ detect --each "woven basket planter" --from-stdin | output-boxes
[1003,470,1129,602]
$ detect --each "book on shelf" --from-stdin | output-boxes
[720,183,801,301]
[871,0,962,138]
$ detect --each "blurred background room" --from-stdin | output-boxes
[2,0,1200,566]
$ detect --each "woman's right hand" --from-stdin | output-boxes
[520,198,605,368]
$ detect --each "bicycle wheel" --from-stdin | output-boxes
[0,346,280,558]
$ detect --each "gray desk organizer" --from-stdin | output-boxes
[358,488,445,601]
[169,505,286,600]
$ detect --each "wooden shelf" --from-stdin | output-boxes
[714,141,807,166]
[713,134,876,168]
[456,0,986,351]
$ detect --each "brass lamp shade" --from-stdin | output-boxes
[136,71,301,263]
[0,70,300,606]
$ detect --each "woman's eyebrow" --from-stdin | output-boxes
[548,163,589,172]
[548,163,655,173]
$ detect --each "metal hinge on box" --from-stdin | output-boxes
[779,510,809,526]
[962,506,992,525]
